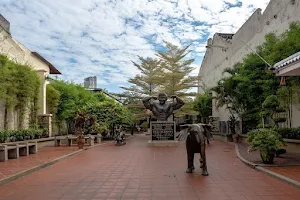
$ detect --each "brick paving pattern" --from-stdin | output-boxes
[0,135,299,200]
[0,141,114,180]
[0,146,79,179]
[264,166,300,183]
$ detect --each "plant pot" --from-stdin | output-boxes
[260,149,276,164]
[78,137,85,149]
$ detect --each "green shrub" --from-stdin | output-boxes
[141,122,148,129]
[247,129,285,159]
[0,129,48,143]
[277,127,300,140]
[0,130,10,143]
[41,128,49,138]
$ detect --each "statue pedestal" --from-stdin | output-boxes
[145,128,151,135]
[148,140,178,146]
[147,121,178,147]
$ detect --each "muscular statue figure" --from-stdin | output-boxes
[142,93,185,121]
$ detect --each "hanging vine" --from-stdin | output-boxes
[0,54,41,130]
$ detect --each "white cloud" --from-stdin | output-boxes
[0,0,270,92]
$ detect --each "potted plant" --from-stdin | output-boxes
[228,115,240,143]
[247,129,285,164]
[74,110,89,149]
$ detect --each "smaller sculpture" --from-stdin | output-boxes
[114,126,126,146]
[179,123,209,176]
[203,124,213,145]
[142,93,185,121]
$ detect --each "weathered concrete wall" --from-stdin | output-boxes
[0,14,10,33]
[199,0,300,125]
[0,27,50,130]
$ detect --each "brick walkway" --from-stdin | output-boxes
[0,135,299,200]
[0,146,79,179]
[0,141,115,180]
[264,166,300,183]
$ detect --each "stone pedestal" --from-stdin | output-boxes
[209,116,220,134]
[147,121,178,147]
[148,140,178,146]
[145,128,151,135]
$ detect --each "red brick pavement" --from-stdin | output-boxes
[0,135,299,200]
[0,146,79,179]
[264,166,300,183]
[0,141,114,180]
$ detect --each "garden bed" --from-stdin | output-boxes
[0,129,49,143]
[238,142,300,166]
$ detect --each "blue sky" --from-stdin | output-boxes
[0,0,269,93]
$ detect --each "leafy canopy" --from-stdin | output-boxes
[193,90,212,123]
[211,22,300,131]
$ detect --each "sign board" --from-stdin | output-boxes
[150,121,175,141]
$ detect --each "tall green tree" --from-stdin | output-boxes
[50,80,98,134]
[156,42,198,97]
[156,42,199,118]
[193,90,212,123]
[46,84,60,117]
[120,57,163,124]
[121,57,162,96]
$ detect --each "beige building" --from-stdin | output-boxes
[198,0,300,129]
[0,15,61,132]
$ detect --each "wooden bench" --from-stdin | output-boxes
[54,135,95,146]
[0,141,38,162]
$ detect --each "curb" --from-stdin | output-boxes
[0,136,137,185]
[234,144,257,169]
[255,166,300,188]
[0,148,85,185]
[235,143,300,189]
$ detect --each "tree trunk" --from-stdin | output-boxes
[18,106,25,129]
[172,98,175,121]
[4,105,8,130]
[112,123,115,138]
[30,97,39,129]
[58,122,62,136]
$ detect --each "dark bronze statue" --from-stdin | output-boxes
[179,123,210,176]
[115,126,126,146]
[142,93,185,121]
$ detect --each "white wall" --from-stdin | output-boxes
[199,0,300,125]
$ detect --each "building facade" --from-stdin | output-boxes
[0,15,60,131]
[198,0,300,128]
[84,76,97,89]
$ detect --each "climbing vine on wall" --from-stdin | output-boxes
[0,54,41,130]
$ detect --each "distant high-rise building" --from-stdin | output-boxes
[84,76,97,88]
